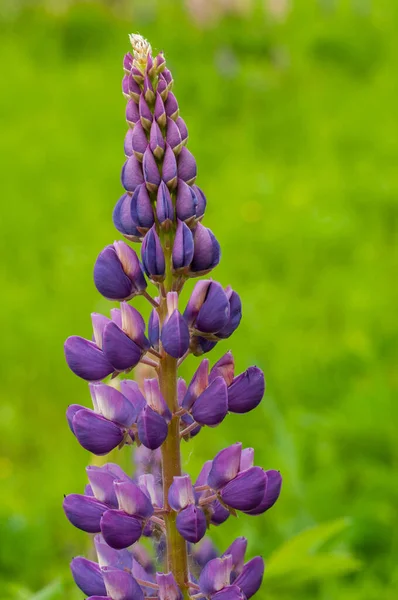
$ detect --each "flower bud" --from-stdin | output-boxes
[144,378,172,421]
[191,376,228,427]
[63,494,108,533]
[100,510,144,550]
[114,480,154,518]
[94,242,147,301]
[148,309,160,351]
[233,557,264,599]
[163,67,173,86]
[166,117,182,153]
[165,92,179,120]
[227,366,265,414]
[154,92,167,127]
[90,382,138,427]
[124,129,134,156]
[182,359,209,410]
[137,405,168,450]
[222,537,247,576]
[144,75,155,103]
[178,147,197,185]
[113,193,142,242]
[209,352,235,386]
[150,120,165,159]
[161,308,190,359]
[123,52,133,72]
[220,467,267,512]
[102,566,144,600]
[168,475,195,511]
[194,281,230,334]
[132,66,145,84]
[139,94,153,130]
[126,99,140,127]
[143,147,161,192]
[141,226,166,281]
[176,116,188,145]
[131,184,155,232]
[131,121,149,161]
[71,409,125,455]
[207,443,242,491]
[176,505,206,543]
[157,76,168,100]
[245,469,282,516]
[190,223,221,275]
[216,288,242,339]
[102,321,146,372]
[192,184,207,218]
[70,557,106,597]
[156,181,174,226]
[176,179,197,223]
[199,555,233,595]
[172,220,194,271]
[183,279,212,326]
[156,572,183,600]
[162,144,178,189]
[122,155,144,192]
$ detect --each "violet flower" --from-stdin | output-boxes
[63,34,282,600]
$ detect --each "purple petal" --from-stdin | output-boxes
[143,378,172,421]
[245,470,282,515]
[71,557,106,597]
[63,494,108,533]
[100,510,143,550]
[195,281,230,334]
[126,99,140,126]
[207,443,242,491]
[120,302,149,350]
[216,290,242,339]
[182,359,209,410]
[192,185,207,218]
[139,94,153,129]
[120,380,147,420]
[161,310,190,359]
[209,352,235,386]
[122,156,144,192]
[177,147,197,185]
[165,92,179,119]
[176,116,188,144]
[199,555,233,595]
[156,181,174,224]
[183,280,212,326]
[227,367,265,414]
[191,376,228,427]
[222,537,247,575]
[73,409,124,455]
[156,572,183,600]
[94,245,133,301]
[113,193,141,241]
[66,403,83,433]
[90,383,137,427]
[168,475,195,511]
[166,116,182,151]
[148,309,160,351]
[124,129,134,156]
[131,183,155,230]
[137,405,168,450]
[190,223,221,274]
[143,147,161,191]
[209,499,230,526]
[154,92,166,126]
[239,448,254,472]
[172,220,194,270]
[102,565,144,600]
[114,480,154,518]
[150,120,165,158]
[64,336,114,381]
[190,335,217,356]
[220,467,267,512]
[233,557,264,599]
[94,534,133,570]
[192,538,218,568]
[162,144,178,189]
[86,465,121,506]
[176,179,197,222]
[102,322,143,371]
[141,226,165,279]
[176,505,206,543]
[131,121,149,159]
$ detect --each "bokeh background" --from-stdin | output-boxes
[1,0,397,598]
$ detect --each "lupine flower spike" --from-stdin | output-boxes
[63,34,282,600]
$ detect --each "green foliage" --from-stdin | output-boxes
[0,1,397,599]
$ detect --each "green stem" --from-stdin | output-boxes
[158,233,190,596]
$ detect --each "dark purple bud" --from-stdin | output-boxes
[123,52,133,72]
[113,193,142,242]
[245,470,282,515]
[163,67,173,85]
[165,92,179,120]
[150,120,166,159]
[192,538,218,568]
[183,280,212,326]
[161,310,190,359]
[94,242,146,301]
[141,226,165,281]
[114,480,154,518]
[227,367,265,414]
[86,464,125,506]
[144,75,155,103]
[172,220,194,271]
[192,185,207,218]
[125,74,141,102]
[191,376,228,427]
[144,378,172,421]
[66,403,82,433]
[124,129,134,156]
[143,147,161,192]
[100,510,143,550]
[120,380,147,419]
[222,537,247,575]
[90,383,137,427]
[102,322,144,372]
[209,352,235,386]
[126,99,140,127]
[178,147,197,185]
[239,448,254,472]
[131,122,148,161]
[63,494,108,533]
[190,223,221,275]
[83,596,110,600]
[190,335,217,356]
[166,117,182,153]
[212,585,246,600]
[122,156,144,192]
[146,53,154,75]
[131,184,155,231]
[157,76,168,100]
[195,282,230,334]
[220,467,267,512]
[209,499,230,526]
[139,94,153,130]
[156,572,183,600]
[70,557,106,597]
[137,405,168,450]
[156,181,174,225]
[233,557,264,599]
[148,309,160,351]
[162,144,178,189]
[102,566,145,600]
[154,92,167,127]
[176,179,197,223]
[208,443,242,491]
[168,475,195,511]
[64,336,114,381]
[199,555,233,595]
[176,117,188,145]
[72,409,124,455]
[176,505,206,543]
[122,75,130,97]
[155,52,166,72]
[216,288,242,339]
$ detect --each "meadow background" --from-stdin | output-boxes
[0,0,397,598]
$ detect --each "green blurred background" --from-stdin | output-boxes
[1,0,397,598]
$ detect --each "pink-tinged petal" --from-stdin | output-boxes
[207,443,242,490]
[199,555,233,595]
[209,352,235,386]
[90,383,137,427]
[114,480,154,518]
[121,156,144,193]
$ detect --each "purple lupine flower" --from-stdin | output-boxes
[63,34,281,600]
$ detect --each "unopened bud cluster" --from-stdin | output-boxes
[63,35,282,600]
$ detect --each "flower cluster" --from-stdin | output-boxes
[63,34,282,600]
